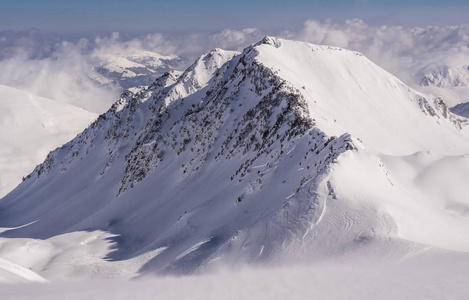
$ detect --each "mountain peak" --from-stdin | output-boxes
[1,37,469,279]
[259,36,283,48]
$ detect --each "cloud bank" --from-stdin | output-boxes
[290,19,469,85]
[0,30,119,113]
[1,21,468,113]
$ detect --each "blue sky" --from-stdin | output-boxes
[0,0,468,35]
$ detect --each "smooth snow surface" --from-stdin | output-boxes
[0,257,47,284]
[1,256,469,299]
[0,85,97,197]
[331,151,469,252]
[0,37,468,287]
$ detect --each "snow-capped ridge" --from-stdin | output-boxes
[252,37,469,154]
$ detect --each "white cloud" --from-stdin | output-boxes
[0,31,187,113]
[289,19,469,86]
[1,22,469,113]
[209,28,264,51]
[0,45,119,114]
[0,30,120,113]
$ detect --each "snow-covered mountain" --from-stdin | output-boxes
[0,85,97,198]
[417,64,469,114]
[91,50,187,89]
[420,65,469,88]
[1,37,468,280]
[420,64,469,119]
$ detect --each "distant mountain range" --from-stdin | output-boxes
[420,65,469,88]
[418,64,469,115]
[91,50,187,89]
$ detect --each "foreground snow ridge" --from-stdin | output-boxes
[1,37,469,280]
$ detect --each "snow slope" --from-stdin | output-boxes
[1,37,468,280]
[0,257,47,284]
[0,85,98,197]
[255,38,469,155]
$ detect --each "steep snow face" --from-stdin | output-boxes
[0,85,97,198]
[255,38,469,155]
[1,38,468,279]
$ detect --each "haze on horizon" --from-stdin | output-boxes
[1,0,469,36]
[1,0,469,114]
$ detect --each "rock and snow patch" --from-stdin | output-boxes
[417,65,469,107]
